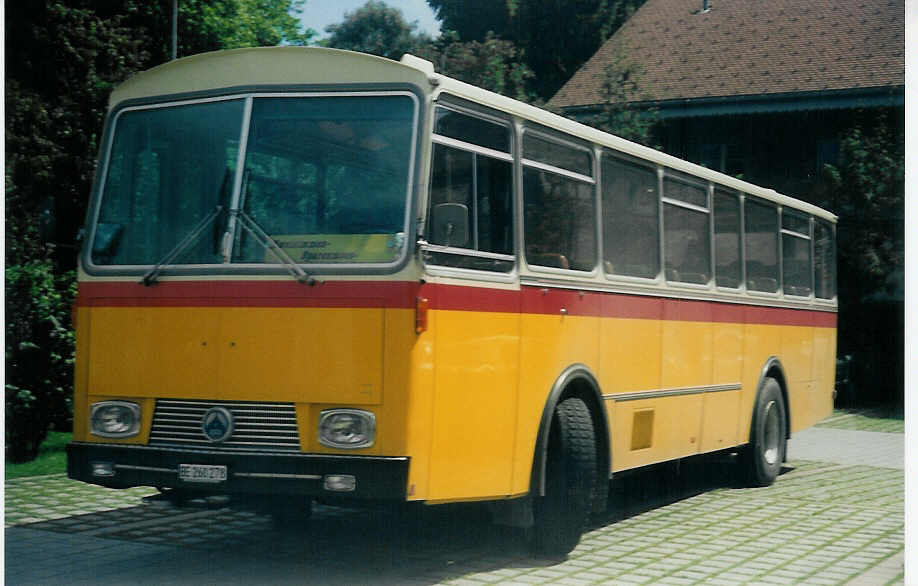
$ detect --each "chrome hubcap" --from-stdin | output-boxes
[763,400,780,465]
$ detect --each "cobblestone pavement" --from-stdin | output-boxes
[5,434,904,585]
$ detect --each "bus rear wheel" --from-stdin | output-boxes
[740,377,787,487]
[531,396,596,557]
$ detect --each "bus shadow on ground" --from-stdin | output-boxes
[21,454,765,583]
[596,453,751,527]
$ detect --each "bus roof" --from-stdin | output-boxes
[406,55,837,223]
[109,46,428,108]
[108,46,836,223]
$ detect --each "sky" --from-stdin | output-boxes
[297,0,442,39]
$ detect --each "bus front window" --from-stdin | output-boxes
[91,94,416,269]
[233,95,415,265]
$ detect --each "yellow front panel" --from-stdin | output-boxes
[88,307,218,400]
[215,307,384,404]
[87,306,384,404]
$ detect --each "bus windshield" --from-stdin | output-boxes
[90,93,417,268]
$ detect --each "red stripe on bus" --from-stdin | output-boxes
[76,280,836,327]
[76,280,419,309]
[425,282,521,313]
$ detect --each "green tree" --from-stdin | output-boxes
[178,0,313,55]
[5,260,76,462]
[420,32,535,102]
[323,0,429,60]
[810,113,905,404]
[427,0,646,100]
[816,114,904,304]
[323,2,535,101]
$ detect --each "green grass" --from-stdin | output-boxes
[817,407,904,433]
[5,431,72,479]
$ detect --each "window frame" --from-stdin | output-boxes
[813,217,838,301]
[780,207,814,298]
[743,196,781,297]
[84,87,423,277]
[660,169,713,289]
[520,125,599,277]
[599,150,663,284]
[422,100,519,279]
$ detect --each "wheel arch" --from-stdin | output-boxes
[530,364,610,505]
[753,356,791,440]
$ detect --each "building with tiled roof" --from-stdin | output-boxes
[551,0,904,115]
[550,0,904,201]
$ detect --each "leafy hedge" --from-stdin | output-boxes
[5,259,76,462]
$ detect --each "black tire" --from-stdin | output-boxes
[740,377,787,487]
[531,397,597,557]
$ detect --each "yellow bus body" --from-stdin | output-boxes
[72,278,835,503]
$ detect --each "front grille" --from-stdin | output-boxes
[149,399,300,451]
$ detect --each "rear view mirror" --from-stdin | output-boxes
[431,203,469,248]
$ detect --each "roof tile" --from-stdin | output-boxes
[550,0,904,108]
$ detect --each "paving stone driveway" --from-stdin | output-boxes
[5,428,904,585]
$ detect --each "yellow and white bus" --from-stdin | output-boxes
[68,47,837,555]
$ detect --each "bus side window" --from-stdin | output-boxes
[662,175,711,285]
[601,154,660,279]
[745,198,779,293]
[426,106,513,273]
[713,188,741,288]
[781,209,812,296]
[523,168,596,272]
[814,219,836,299]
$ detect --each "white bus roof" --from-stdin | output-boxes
[403,55,837,223]
[108,46,836,222]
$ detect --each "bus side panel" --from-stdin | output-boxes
[780,324,815,434]
[400,307,437,500]
[512,290,601,497]
[661,303,713,390]
[705,319,744,452]
[426,308,521,501]
[811,325,837,423]
[609,394,704,470]
[599,312,662,473]
[599,316,663,396]
[738,322,782,444]
[796,324,836,432]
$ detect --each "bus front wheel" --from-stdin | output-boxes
[531,396,596,557]
[740,377,787,487]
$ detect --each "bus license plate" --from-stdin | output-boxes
[179,464,227,484]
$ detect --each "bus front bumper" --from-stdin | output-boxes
[67,442,409,500]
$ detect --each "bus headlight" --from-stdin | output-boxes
[90,401,141,438]
[318,409,376,449]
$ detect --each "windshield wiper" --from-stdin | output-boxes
[230,209,313,285]
[141,205,224,286]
